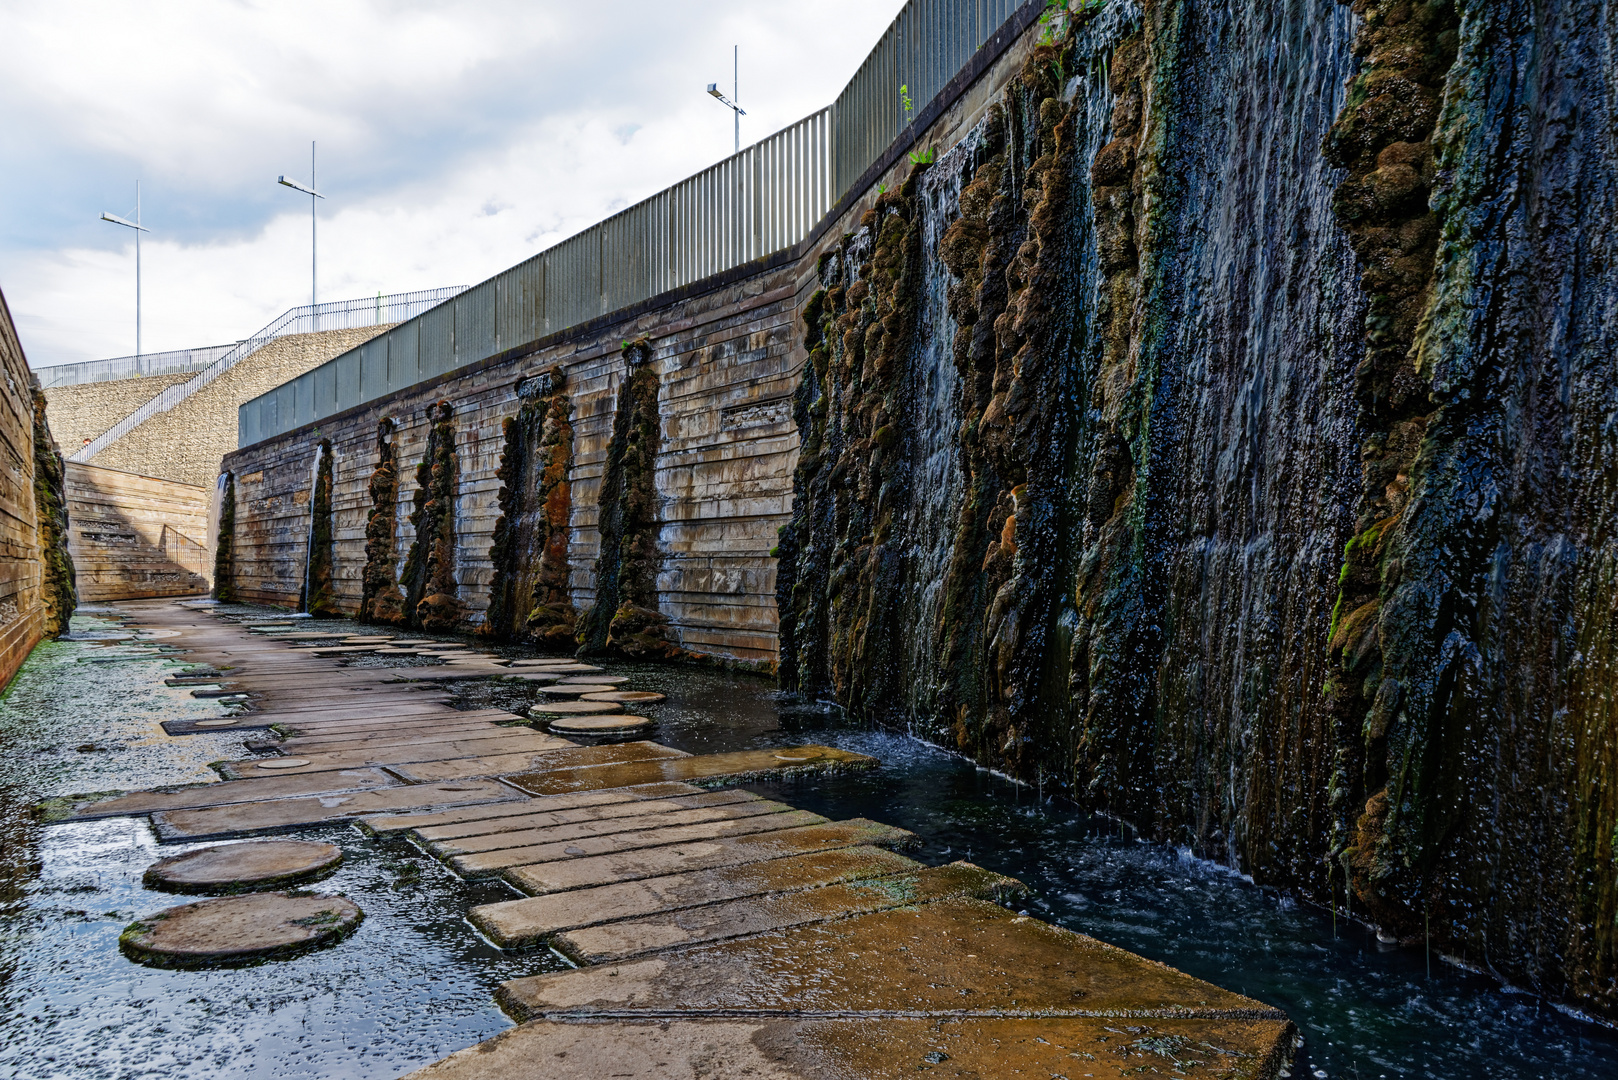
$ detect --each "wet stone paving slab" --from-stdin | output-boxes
[2,600,1615,1079]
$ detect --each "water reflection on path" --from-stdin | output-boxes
[1,612,1614,1079]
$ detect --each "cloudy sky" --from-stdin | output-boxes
[0,0,906,368]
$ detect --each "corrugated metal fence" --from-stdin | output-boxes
[240,0,1035,447]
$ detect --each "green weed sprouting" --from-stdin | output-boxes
[907,146,936,166]
[900,83,914,118]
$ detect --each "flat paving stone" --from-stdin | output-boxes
[538,684,619,697]
[524,664,602,674]
[161,717,276,736]
[471,845,922,947]
[413,790,759,844]
[528,701,622,715]
[120,892,362,967]
[215,733,573,779]
[278,721,531,754]
[553,862,1024,964]
[361,782,704,836]
[503,819,919,896]
[448,809,828,877]
[402,1015,1292,1080]
[505,746,878,797]
[143,840,343,893]
[429,800,797,858]
[544,715,652,734]
[579,692,665,705]
[52,767,397,820]
[498,897,1291,1022]
[390,741,686,786]
[152,780,524,840]
[554,676,630,686]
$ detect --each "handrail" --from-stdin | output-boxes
[71,287,466,462]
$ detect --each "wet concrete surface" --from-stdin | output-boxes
[5,603,1618,1078]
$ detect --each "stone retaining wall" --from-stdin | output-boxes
[64,462,210,602]
[0,289,74,687]
[44,326,393,489]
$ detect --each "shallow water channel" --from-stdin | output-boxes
[1,608,1615,1079]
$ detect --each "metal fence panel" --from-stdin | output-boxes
[239,0,1037,445]
[359,337,387,401]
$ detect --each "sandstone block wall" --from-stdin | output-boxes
[0,290,73,687]
[43,372,193,454]
[226,273,801,661]
[43,325,392,490]
[64,463,209,602]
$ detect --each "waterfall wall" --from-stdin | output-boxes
[219,0,1618,1018]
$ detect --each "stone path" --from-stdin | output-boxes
[53,599,1295,1078]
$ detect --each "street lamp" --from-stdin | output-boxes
[101,182,150,362]
[278,141,324,329]
[707,46,745,154]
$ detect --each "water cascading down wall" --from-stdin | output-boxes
[774,0,1618,1020]
[217,0,1618,1019]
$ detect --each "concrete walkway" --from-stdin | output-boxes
[53,600,1296,1079]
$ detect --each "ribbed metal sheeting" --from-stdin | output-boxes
[240,0,1033,446]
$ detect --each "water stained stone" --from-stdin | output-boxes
[120,892,363,967]
[505,746,879,797]
[143,840,343,893]
[578,691,664,705]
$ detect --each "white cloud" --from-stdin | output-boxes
[0,0,907,365]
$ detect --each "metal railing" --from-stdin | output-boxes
[240,0,1038,447]
[72,287,465,463]
[36,344,237,388]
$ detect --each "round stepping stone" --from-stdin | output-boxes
[193,717,241,728]
[532,663,604,674]
[540,684,619,697]
[581,690,666,705]
[529,700,623,715]
[120,891,362,967]
[509,658,581,667]
[143,840,343,894]
[555,675,629,685]
[544,714,653,734]
[255,758,311,770]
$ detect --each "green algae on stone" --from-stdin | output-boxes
[400,402,463,632]
[359,418,405,624]
[303,439,339,617]
[31,377,75,636]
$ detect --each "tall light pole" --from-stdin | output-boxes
[706,46,744,154]
[101,182,150,362]
[278,141,324,328]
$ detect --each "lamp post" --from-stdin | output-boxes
[277,141,324,329]
[706,46,744,154]
[101,182,150,364]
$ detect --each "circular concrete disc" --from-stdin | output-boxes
[530,700,623,715]
[556,675,629,686]
[120,892,362,967]
[534,663,603,674]
[144,840,343,894]
[541,684,618,697]
[546,714,653,734]
[509,659,579,667]
[581,690,667,704]
[255,758,312,770]
[193,717,241,728]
